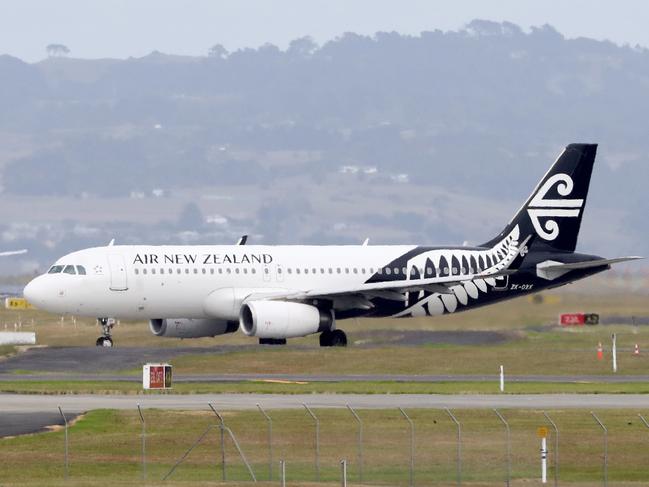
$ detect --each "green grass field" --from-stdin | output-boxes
[3,379,649,395]
[2,407,649,486]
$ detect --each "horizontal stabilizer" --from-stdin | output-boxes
[542,256,643,271]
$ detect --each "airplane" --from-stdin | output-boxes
[24,143,641,347]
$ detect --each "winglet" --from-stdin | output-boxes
[236,235,248,245]
[107,239,115,247]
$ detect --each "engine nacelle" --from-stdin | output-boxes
[149,318,238,338]
[239,301,334,339]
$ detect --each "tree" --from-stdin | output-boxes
[208,44,228,59]
[46,44,70,57]
[288,36,317,57]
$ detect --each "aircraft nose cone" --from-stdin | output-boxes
[23,277,46,307]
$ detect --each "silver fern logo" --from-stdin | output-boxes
[527,173,583,241]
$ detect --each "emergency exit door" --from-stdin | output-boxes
[108,254,128,291]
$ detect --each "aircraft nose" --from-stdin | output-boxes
[23,276,47,307]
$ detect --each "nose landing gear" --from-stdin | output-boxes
[96,318,115,347]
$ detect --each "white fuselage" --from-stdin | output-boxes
[25,244,417,320]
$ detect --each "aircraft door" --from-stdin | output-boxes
[275,264,284,282]
[108,254,128,291]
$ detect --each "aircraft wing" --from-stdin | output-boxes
[0,249,27,257]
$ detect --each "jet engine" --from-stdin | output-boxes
[149,318,238,338]
[239,301,334,339]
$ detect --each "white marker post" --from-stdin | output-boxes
[612,333,617,373]
[537,427,548,484]
[499,365,505,392]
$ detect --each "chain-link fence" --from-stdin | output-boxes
[3,405,649,485]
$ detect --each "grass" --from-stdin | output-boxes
[2,407,649,486]
[3,379,649,395]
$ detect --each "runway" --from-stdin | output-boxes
[3,393,649,414]
[2,372,649,383]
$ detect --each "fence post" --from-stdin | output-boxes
[591,412,608,487]
[543,411,559,487]
[137,404,146,481]
[445,408,462,486]
[257,404,273,481]
[494,409,511,487]
[303,403,320,482]
[57,406,69,480]
[399,407,415,487]
[341,459,348,487]
[280,459,286,487]
[208,403,226,481]
[347,404,364,483]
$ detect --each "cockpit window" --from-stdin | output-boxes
[76,265,86,275]
[48,265,64,274]
[63,265,77,275]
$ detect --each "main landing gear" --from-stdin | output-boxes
[319,329,347,347]
[259,338,287,345]
[96,318,115,347]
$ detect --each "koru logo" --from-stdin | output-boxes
[526,173,583,241]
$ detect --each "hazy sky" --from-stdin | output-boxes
[1,0,647,62]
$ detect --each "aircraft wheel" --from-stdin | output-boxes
[96,336,114,347]
[319,330,333,347]
[259,338,287,345]
[330,329,347,347]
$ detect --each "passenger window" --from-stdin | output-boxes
[193,268,198,274]
[143,269,147,275]
[219,268,223,274]
[369,268,374,274]
[243,268,248,274]
[48,265,64,274]
[210,268,214,274]
[134,269,139,275]
[426,267,432,275]
[312,268,316,274]
[226,268,232,274]
[202,268,206,274]
[287,268,292,274]
[336,268,341,274]
[63,265,76,275]
[361,268,366,274]
[353,268,358,274]
[151,269,156,275]
[304,268,309,274]
[296,269,300,274]
[320,268,325,274]
[345,268,350,274]
[185,268,190,274]
[385,268,391,275]
[168,268,173,274]
[328,268,333,274]
[76,265,86,275]
[251,268,256,274]
[160,269,165,274]
[393,267,399,275]
[264,268,269,274]
[177,269,181,274]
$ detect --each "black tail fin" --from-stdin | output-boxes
[483,143,597,253]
